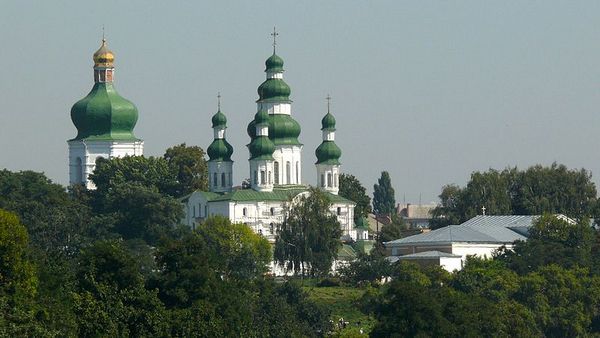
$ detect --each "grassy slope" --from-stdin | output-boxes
[303,285,375,336]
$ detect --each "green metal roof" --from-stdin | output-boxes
[338,244,357,260]
[258,78,291,101]
[265,53,284,72]
[207,139,233,162]
[211,110,227,128]
[247,114,302,146]
[321,112,336,131]
[315,141,341,165]
[70,83,140,141]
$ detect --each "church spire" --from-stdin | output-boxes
[208,94,234,193]
[315,95,341,194]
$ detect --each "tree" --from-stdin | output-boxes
[163,143,209,197]
[90,156,179,197]
[338,173,371,219]
[431,164,598,228]
[373,171,396,217]
[196,216,271,280]
[274,188,342,276]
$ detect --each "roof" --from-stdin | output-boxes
[193,185,355,204]
[337,244,357,260]
[385,215,538,247]
[385,250,461,263]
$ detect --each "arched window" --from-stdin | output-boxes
[260,170,266,185]
[213,173,218,187]
[268,171,272,184]
[221,173,226,187]
[286,161,291,183]
[243,207,247,216]
[270,207,275,216]
[193,205,196,217]
[337,207,341,216]
[274,162,279,184]
[295,161,299,183]
[327,173,332,187]
[254,170,258,184]
[334,173,338,187]
[199,203,202,217]
[75,157,83,183]
[321,174,325,187]
[269,223,274,234]
[228,173,232,185]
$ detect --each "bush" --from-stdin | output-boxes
[317,277,341,287]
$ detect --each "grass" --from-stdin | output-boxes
[303,284,375,336]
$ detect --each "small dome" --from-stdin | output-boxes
[315,141,341,165]
[93,39,115,68]
[321,112,336,131]
[265,53,284,72]
[257,78,291,101]
[212,110,227,128]
[207,139,233,162]
[248,136,275,160]
[254,110,270,125]
[355,217,370,229]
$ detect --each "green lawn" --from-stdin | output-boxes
[303,285,375,336]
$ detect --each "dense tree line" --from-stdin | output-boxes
[0,146,331,336]
[430,163,599,228]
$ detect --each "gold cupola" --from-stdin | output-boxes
[93,38,115,68]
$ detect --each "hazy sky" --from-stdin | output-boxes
[1,1,600,203]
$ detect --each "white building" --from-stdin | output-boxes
[182,41,364,244]
[384,215,561,272]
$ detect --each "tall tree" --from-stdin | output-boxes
[274,188,342,276]
[163,143,209,197]
[338,173,371,219]
[373,171,396,216]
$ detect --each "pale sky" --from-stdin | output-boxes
[1,1,600,203]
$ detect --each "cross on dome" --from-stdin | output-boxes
[217,92,221,111]
[271,26,279,53]
[481,205,486,215]
[326,94,331,113]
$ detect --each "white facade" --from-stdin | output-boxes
[208,161,233,193]
[68,139,143,189]
[316,164,340,195]
[272,146,303,185]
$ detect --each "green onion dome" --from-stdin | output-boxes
[211,110,227,128]
[70,83,139,141]
[247,114,301,146]
[265,53,284,72]
[321,112,336,131]
[248,110,275,160]
[315,141,341,165]
[254,109,270,125]
[207,139,233,162]
[258,78,291,101]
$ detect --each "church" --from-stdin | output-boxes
[68,34,369,247]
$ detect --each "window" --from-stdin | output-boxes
[268,171,272,184]
[213,173,217,187]
[270,207,275,216]
[337,207,341,215]
[199,203,202,217]
[254,170,258,184]
[221,173,226,187]
[205,205,208,217]
[229,173,232,185]
[193,205,196,217]
[295,162,299,183]
[260,170,266,184]
[321,174,325,187]
[243,207,247,216]
[274,162,279,184]
[269,223,274,234]
[286,162,291,183]
[334,173,338,187]
[327,173,332,187]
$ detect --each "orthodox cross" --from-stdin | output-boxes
[271,26,279,52]
[481,205,486,216]
[217,92,221,111]
[326,94,331,113]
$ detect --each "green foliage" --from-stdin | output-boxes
[338,253,393,285]
[339,173,372,219]
[372,171,396,216]
[431,164,597,228]
[163,143,209,197]
[274,188,342,276]
[196,216,271,280]
[90,155,179,196]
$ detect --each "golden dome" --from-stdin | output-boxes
[93,38,115,67]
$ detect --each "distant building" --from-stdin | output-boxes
[384,215,575,272]
[397,203,436,229]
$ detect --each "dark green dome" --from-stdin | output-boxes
[321,112,336,131]
[254,110,269,125]
[248,136,275,160]
[211,110,227,128]
[265,53,284,72]
[247,114,301,146]
[70,83,139,141]
[207,139,233,162]
[315,141,341,165]
[355,217,370,229]
[258,78,291,101]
